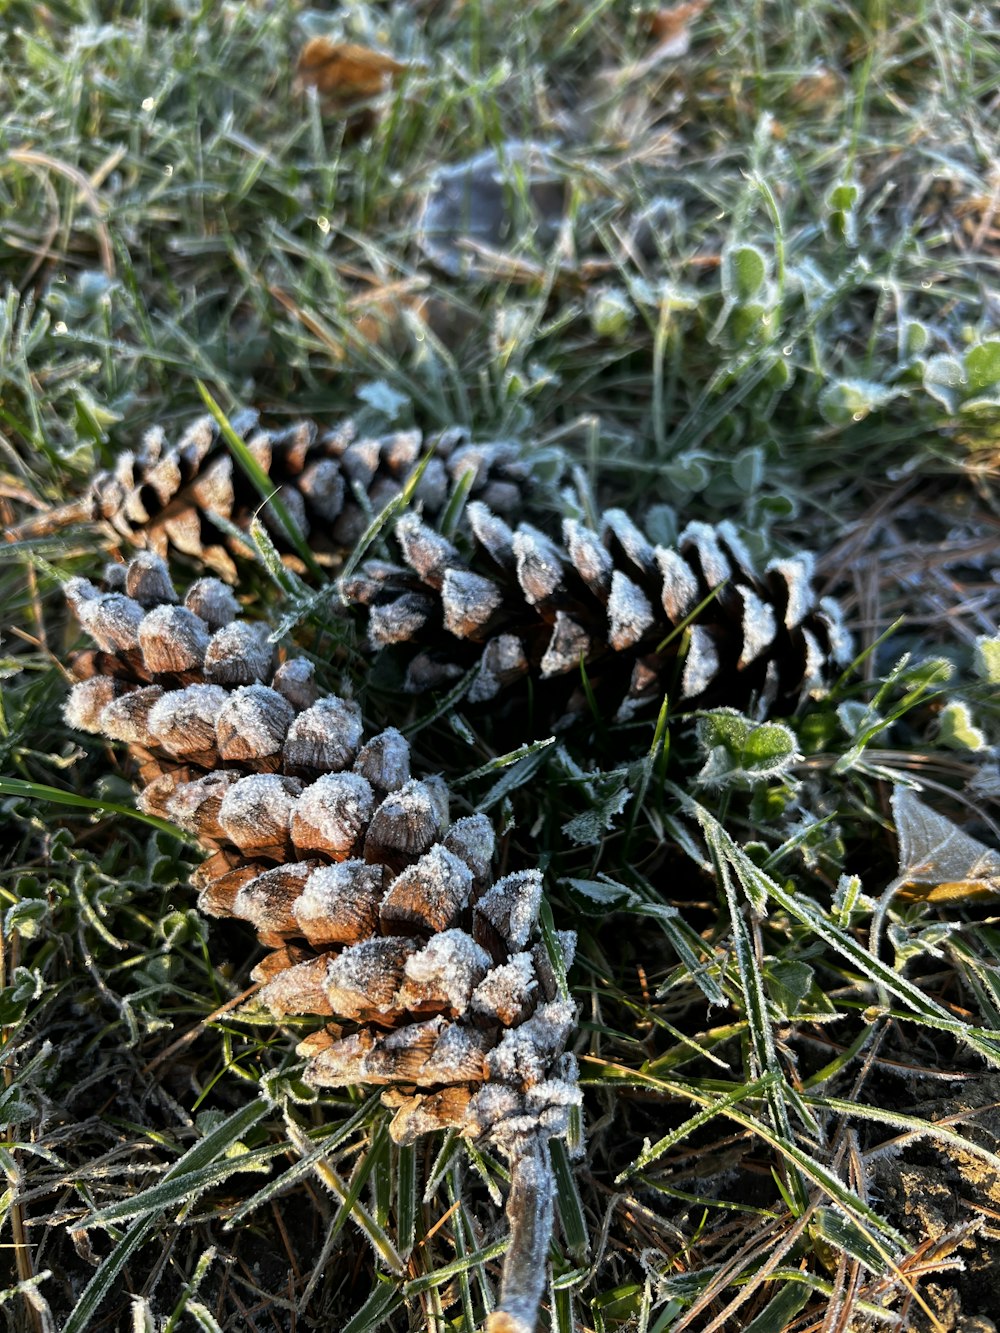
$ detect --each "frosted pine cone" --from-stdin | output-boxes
[25,409,540,582]
[64,552,578,1333]
[346,505,854,723]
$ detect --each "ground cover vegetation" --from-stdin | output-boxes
[1,1,999,1329]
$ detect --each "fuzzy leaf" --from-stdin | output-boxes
[818,377,898,425]
[562,773,630,844]
[696,709,799,789]
[766,960,813,1015]
[892,787,1000,900]
[936,701,986,752]
[964,340,1000,392]
[922,354,965,411]
[974,635,1000,685]
[564,877,637,907]
[722,244,768,304]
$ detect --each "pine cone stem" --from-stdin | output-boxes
[485,1132,555,1333]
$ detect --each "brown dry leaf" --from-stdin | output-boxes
[892,786,1000,903]
[788,66,844,112]
[648,0,711,55]
[610,0,710,84]
[296,37,408,106]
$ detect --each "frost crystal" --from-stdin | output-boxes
[366,779,449,861]
[512,526,564,604]
[467,500,515,566]
[562,518,612,592]
[292,772,375,856]
[271,658,319,710]
[284,696,363,773]
[76,593,145,653]
[63,676,120,733]
[381,844,474,934]
[681,520,731,587]
[540,613,590,678]
[737,584,777,667]
[607,571,655,650]
[184,577,239,629]
[218,773,301,854]
[441,568,504,638]
[368,593,432,646]
[354,727,411,792]
[215,684,294,761]
[604,508,655,572]
[100,684,164,745]
[475,869,543,952]
[655,545,699,621]
[767,553,817,628]
[396,513,459,581]
[681,625,720,700]
[204,621,274,685]
[138,604,210,673]
[148,683,227,757]
[399,929,492,1014]
[444,814,496,882]
[293,860,385,946]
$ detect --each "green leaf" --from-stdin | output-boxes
[964,340,1000,392]
[695,709,799,789]
[975,635,1000,685]
[902,320,930,357]
[936,701,986,752]
[673,787,1000,1063]
[722,244,768,304]
[0,777,187,838]
[766,960,813,1016]
[65,1101,273,1333]
[922,354,965,411]
[741,1279,812,1333]
[564,877,637,907]
[825,180,859,245]
[818,377,899,425]
[195,382,325,580]
[826,182,859,213]
[562,773,631,844]
[589,286,634,340]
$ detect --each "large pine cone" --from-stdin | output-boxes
[344,505,855,724]
[63,552,579,1155]
[78,409,542,581]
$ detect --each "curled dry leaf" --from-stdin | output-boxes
[892,786,1000,902]
[296,36,408,108]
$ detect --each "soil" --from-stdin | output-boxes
[867,1071,1000,1331]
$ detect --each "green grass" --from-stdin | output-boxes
[2,1,1000,1330]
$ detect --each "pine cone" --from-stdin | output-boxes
[63,552,578,1333]
[344,504,855,723]
[26,410,540,581]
